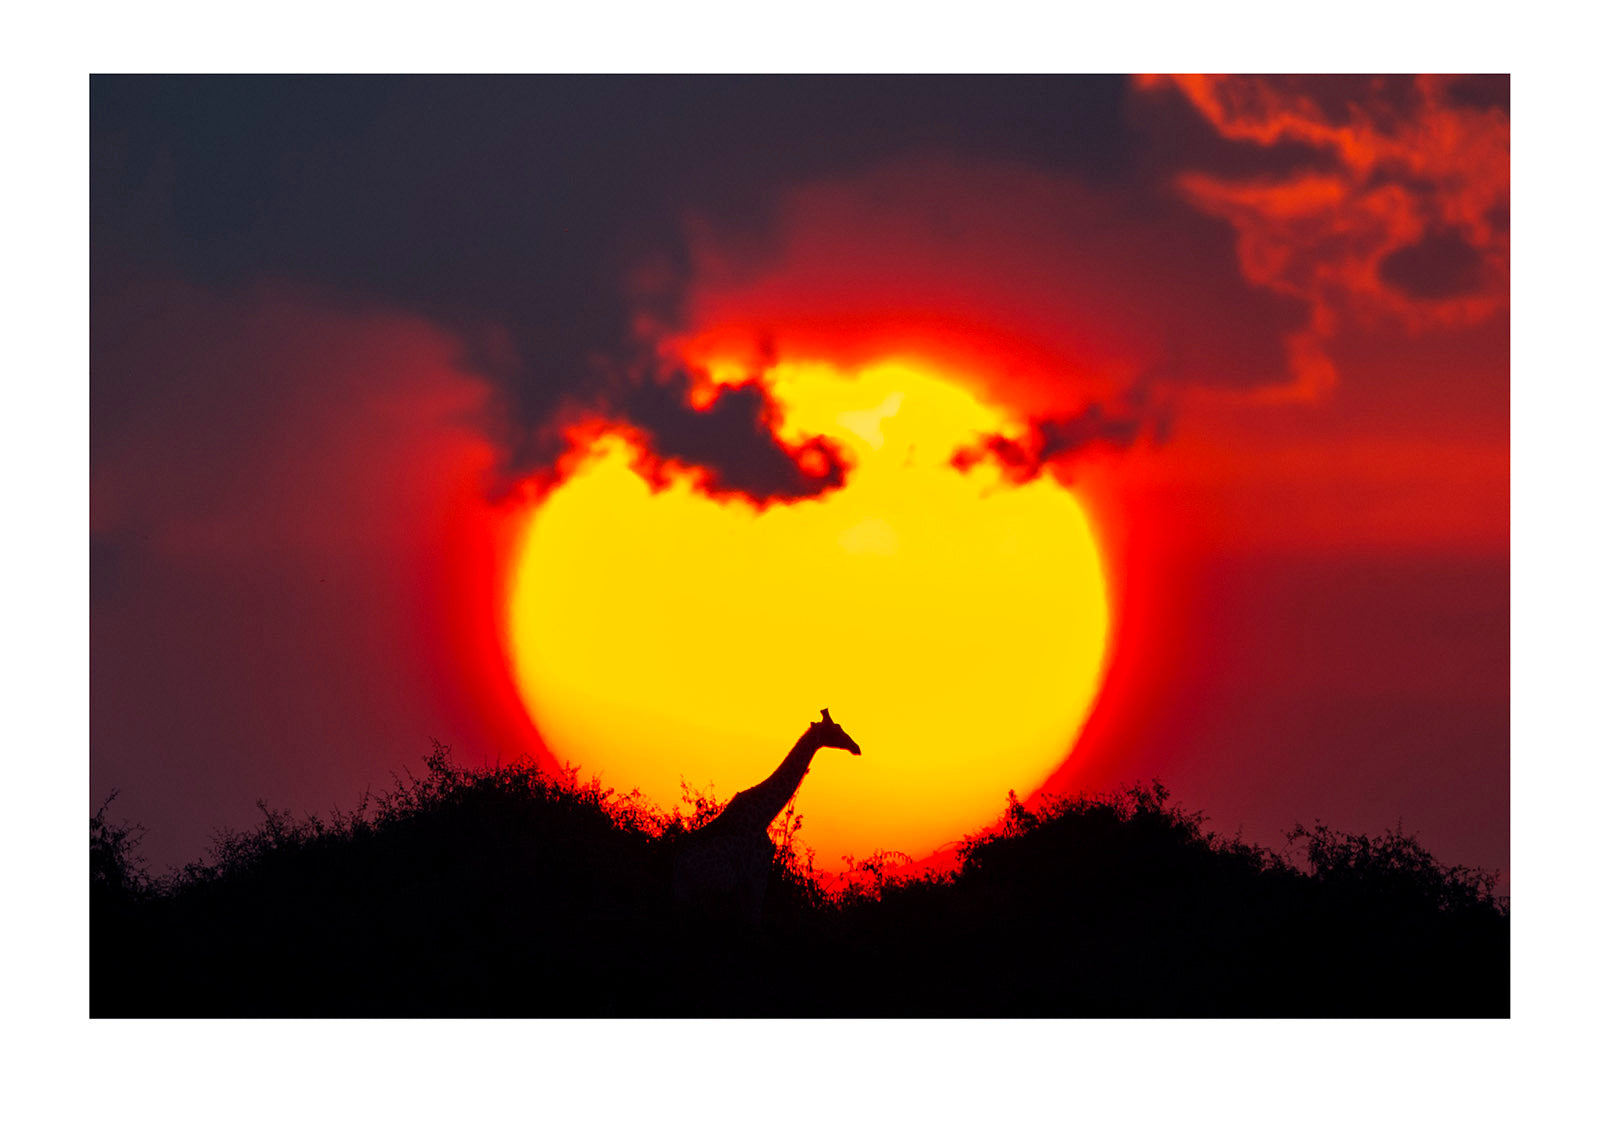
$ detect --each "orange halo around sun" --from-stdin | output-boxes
[504,357,1110,867]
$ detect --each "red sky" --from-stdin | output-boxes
[91,75,1508,883]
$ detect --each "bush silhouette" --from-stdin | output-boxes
[1285,820,1505,918]
[91,746,1507,1018]
[91,790,150,903]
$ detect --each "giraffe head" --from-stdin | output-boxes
[811,708,861,755]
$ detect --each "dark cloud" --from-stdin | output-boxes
[93,76,1362,502]
[598,368,851,505]
[93,75,1135,483]
[1444,74,1510,113]
[1127,77,1343,183]
[950,399,1161,483]
[1378,227,1487,300]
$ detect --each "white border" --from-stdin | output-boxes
[8,5,1587,1127]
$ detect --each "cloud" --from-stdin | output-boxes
[92,76,1508,518]
[1378,226,1487,300]
[92,76,1138,493]
[1137,75,1509,397]
[950,398,1162,483]
[580,366,851,505]
[104,77,1501,497]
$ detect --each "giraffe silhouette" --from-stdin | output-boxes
[672,709,861,927]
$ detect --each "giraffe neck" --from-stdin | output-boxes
[726,729,824,832]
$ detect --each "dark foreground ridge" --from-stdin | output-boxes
[92,747,1508,1018]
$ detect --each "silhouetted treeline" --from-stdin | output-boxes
[91,747,1507,1017]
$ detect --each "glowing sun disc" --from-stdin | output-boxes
[506,359,1110,866]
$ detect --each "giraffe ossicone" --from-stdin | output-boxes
[671,710,862,926]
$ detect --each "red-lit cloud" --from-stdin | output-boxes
[1140,74,1509,397]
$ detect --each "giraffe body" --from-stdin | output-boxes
[671,824,777,928]
[671,710,860,927]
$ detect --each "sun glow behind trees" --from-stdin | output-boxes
[506,359,1110,865]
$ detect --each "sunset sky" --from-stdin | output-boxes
[91,75,1508,881]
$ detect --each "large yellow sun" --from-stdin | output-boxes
[506,358,1109,866]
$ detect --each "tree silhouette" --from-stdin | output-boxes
[91,746,1507,1018]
